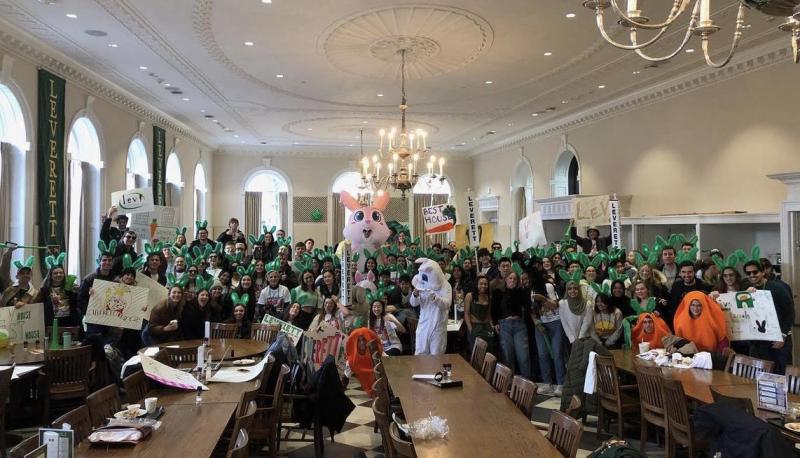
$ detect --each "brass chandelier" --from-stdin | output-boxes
[583,0,800,67]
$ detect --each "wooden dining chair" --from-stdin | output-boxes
[46,326,81,346]
[165,346,199,367]
[372,396,395,458]
[470,337,488,372]
[86,384,122,427]
[594,354,639,440]
[721,347,736,372]
[41,345,93,421]
[728,354,774,379]
[226,391,257,456]
[122,370,150,404]
[256,355,276,397]
[787,365,800,395]
[373,360,387,383]
[661,377,705,458]
[252,364,290,458]
[153,348,171,366]
[407,317,419,354]
[545,410,583,458]
[51,405,93,444]
[250,323,281,344]
[509,375,538,419]
[367,338,381,359]
[8,435,39,458]
[634,362,667,451]
[491,363,513,394]
[480,352,497,383]
[710,386,755,415]
[211,322,239,339]
[0,366,13,458]
[227,429,250,458]
[390,422,417,458]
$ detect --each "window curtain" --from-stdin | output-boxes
[0,143,11,244]
[81,162,100,278]
[331,193,344,245]
[166,183,183,211]
[279,192,288,234]
[195,189,206,221]
[244,191,262,238]
[413,193,448,249]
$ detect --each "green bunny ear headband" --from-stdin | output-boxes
[195,276,215,292]
[675,247,698,264]
[492,247,513,261]
[44,252,66,271]
[366,280,396,304]
[605,247,626,262]
[635,242,663,268]
[741,245,761,265]
[293,258,313,273]
[122,254,146,271]
[396,262,414,278]
[712,249,746,270]
[13,255,36,271]
[144,241,164,255]
[528,245,556,260]
[237,261,257,278]
[589,281,611,296]
[175,226,187,237]
[579,252,607,270]
[361,248,379,262]
[195,220,208,232]
[382,245,401,257]
[97,240,118,257]
[225,252,243,264]
[212,241,224,255]
[262,225,276,235]
[171,245,189,258]
[248,234,265,246]
[230,292,250,307]
[607,268,628,283]
[192,245,213,262]
[511,262,523,277]
[166,273,189,288]
[289,288,309,306]
[621,297,658,349]
[265,258,281,273]
[558,268,583,284]
[423,248,444,262]
[277,236,292,247]
[376,263,395,276]
[564,251,581,264]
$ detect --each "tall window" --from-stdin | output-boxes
[552,150,580,197]
[194,163,207,223]
[511,160,534,240]
[0,83,28,270]
[245,170,288,229]
[126,138,149,190]
[67,117,102,277]
[165,152,183,208]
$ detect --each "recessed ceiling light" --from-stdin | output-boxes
[182,97,190,101]
[632,70,641,74]
[292,142,299,145]
[565,13,577,18]
[544,51,553,56]
[139,66,148,70]
[66,13,77,19]
[484,80,493,85]
[244,41,254,46]
[598,84,606,89]
[532,113,539,117]
[377,93,384,97]
[261,0,272,3]
[212,119,219,123]
[164,83,170,87]
[307,128,313,131]
[685,48,695,53]
[561,100,568,104]
[201,109,206,113]
[507,122,513,126]
[275,74,284,78]
[348,144,354,147]
[362,121,368,124]
[234,134,239,138]
[108,43,119,48]
[240,140,245,144]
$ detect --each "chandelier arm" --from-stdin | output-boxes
[631,9,698,61]
[700,3,746,68]
[608,0,692,30]
[596,8,670,50]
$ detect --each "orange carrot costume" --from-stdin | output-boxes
[673,291,729,352]
[345,327,382,397]
[631,312,671,349]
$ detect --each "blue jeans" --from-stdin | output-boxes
[535,320,566,385]
[499,318,531,378]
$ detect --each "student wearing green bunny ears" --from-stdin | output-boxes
[35,252,81,327]
[189,220,213,251]
[216,217,246,245]
[0,246,38,308]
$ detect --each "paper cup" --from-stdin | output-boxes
[127,403,140,412]
[638,342,650,354]
[144,397,158,414]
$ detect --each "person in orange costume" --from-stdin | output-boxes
[673,291,730,352]
[345,327,382,397]
[631,312,671,349]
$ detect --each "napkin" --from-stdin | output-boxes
[411,374,437,380]
[583,352,598,394]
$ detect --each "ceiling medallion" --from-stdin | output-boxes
[368,36,441,63]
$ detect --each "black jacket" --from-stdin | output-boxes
[695,402,793,458]
[570,226,613,253]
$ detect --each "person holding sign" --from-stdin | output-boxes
[744,259,795,374]
[100,205,129,243]
[35,252,81,328]
[0,247,37,308]
[569,220,612,255]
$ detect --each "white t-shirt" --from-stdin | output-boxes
[257,284,290,316]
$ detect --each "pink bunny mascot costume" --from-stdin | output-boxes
[410,258,452,355]
[339,190,391,272]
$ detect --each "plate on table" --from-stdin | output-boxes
[785,422,800,432]
[114,409,147,420]
[232,358,256,366]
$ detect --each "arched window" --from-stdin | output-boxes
[67,117,102,278]
[332,171,367,222]
[0,83,28,270]
[511,159,534,240]
[165,152,183,208]
[194,163,207,223]
[244,170,289,235]
[552,149,580,197]
[126,138,149,190]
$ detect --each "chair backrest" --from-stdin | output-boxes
[122,370,149,405]
[0,366,12,429]
[367,338,381,358]
[661,377,692,445]
[594,355,622,406]
[371,350,382,369]
[165,346,199,367]
[250,323,280,344]
[509,375,537,419]
[47,326,81,346]
[491,363,513,394]
[480,352,497,383]
[153,348,171,366]
[227,395,257,456]
[787,365,800,395]
[407,317,419,353]
[470,337,488,372]
[86,384,122,427]
[373,376,391,408]
[256,354,276,396]
[546,410,583,458]
[729,354,774,379]
[211,322,238,339]
[9,435,39,458]
[44,345,92,395]
[51,405,93,443]
[722,348,736,373]
[390,422,417,458]
[710,386,755,415]
[634,363,666,422]
[372,396,394,458]
[268,364,291,424]
[227,429,250,458]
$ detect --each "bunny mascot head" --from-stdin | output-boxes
[340,190,391,271]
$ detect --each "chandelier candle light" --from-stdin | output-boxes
[583,0,800,67]
[360,49,444,199]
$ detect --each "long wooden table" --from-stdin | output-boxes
[156,338,269,360]
[383,354,561,458]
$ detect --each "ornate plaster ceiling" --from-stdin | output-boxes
[0,0,789,155]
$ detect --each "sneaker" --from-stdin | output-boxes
[553,385,563,397]
[538,384,554,396]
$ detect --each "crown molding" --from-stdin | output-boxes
[216,146,474,161]
[0,15,216,149]
[472,38,792,157]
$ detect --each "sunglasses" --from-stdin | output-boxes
[125,235,136,240]
[745,270,760,276]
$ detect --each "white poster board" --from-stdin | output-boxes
[716,290,783,342]
[466,191,479,246]
[129,205,179,241]
[140,354,207,390]
[572,195,610,233]
[85,279,150,330]
[261,314,304,346]
[304,320,347,371]
[111,187,155,215]
[422,204,456,234]
[135,272,167,318]
[518,212,547,251]
[0,302,45,343]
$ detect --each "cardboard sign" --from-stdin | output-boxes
[261,314,304,346]
[573,195,610,233]
[140,354,207,390]
[518,212,547,250]
[422,204,456,234]
[305,320,347,371]
[757,372,788,413]
[466,191,479,245]
[454,223,493,249]
[111,187,155,215]
[0,302,45,343]
[85,280,150,330]
[135,273,167,319]
[716,290,783,342]
[129,205,179,241]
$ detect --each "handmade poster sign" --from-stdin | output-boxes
[0,302,45,343]
[716,290,782,342]
[518,212,547,250]
[111,187,155,215]
[129,205,179,241]
[454,223,493,249]
[140,354,207,390]
[422,203,456,234]
[466,191,479,245]
[304,320,347,371]
[573,195,610,233]
[261,314,304,346]
[135,272,167,318]
[609,198,622,248]
[757,372,788,413]
[85,279,150,330]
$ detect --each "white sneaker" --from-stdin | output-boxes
[553,385,563,397]
[538,384,554,396]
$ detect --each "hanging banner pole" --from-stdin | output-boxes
[152,126,167,206]
[609,193,621,248]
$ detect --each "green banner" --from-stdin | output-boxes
[37,69,66,273]
[152,125,166,206]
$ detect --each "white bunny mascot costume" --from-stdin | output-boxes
[410,258,452,355]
